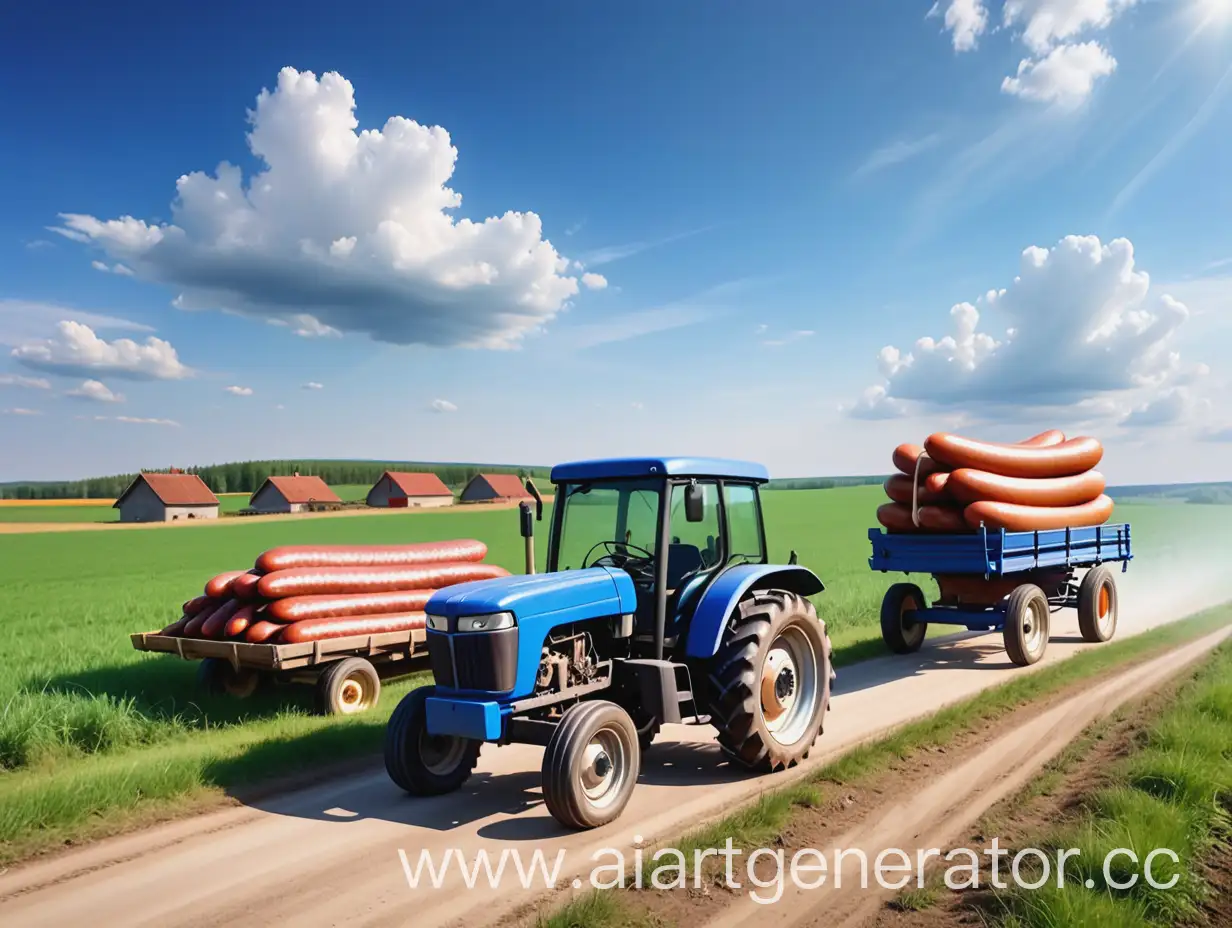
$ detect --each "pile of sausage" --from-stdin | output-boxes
[877,430,1114,533]
[158,540,510,644]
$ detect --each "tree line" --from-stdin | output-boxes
[0,460,552,500]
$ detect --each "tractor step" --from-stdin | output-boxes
[619,658,698,726]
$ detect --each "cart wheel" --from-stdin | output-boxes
[197,658,261,699]
[1003,585,1050,667]
[881,583,928,654]
[1077,566,1117,643]
[315,658,381,715]
[542,700,640,830]
[385,687,481,795]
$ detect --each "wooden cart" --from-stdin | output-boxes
[130,629,427,715]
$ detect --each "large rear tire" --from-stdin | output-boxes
[542,700,640,830]
[1077,566,1117,643]
[1003,584,1050,667]
[384,687,481,795]
[706,590,830,772]
[880,583,928,654]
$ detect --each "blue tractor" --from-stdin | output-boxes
[384,458,833,829]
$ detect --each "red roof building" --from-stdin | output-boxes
[249,475,341,513]
[366,471,454,509]
[113,473,220,523]
[460,473,534,503]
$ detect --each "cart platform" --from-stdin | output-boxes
[131,629,421,671]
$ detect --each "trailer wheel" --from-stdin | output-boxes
[1003,584,1050,667]
[1077,566,1118,643]
[706,590,830,772]
[385,687,481,795]
[315,658,381,715]
[197,658,261,699]
[880,583,928,654]
[542,700,640,830]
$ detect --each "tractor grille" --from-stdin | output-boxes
[428,628,519,693]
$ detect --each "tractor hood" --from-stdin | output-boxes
[426,567,636,624]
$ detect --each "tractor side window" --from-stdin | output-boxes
[724,484,765,564]
[668,481,722,570]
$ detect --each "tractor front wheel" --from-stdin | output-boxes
[385,687,481,795]
[542,701,640,830]
[707,590,830,772]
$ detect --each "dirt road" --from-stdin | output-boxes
[1,564,1228,928]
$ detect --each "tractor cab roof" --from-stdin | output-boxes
[550,457,770,484]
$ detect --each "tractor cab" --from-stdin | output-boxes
[545,458,771,658]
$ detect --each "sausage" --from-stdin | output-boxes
[883,474,949,506]
[161,615,190,636]
[257,562,510,599]
[224,605,256,638]
[924,472,949,495]
[1019,429,1066,447]
[181,595,215,617]
[231,572,264,602]
[963,495,1115,531]
[204,570,249,599]
[877,502,970,533]
[182,605,217,638]
[892,444,949,478]
[924,434,1103,478]
[266,589,437,623]
[278,612,427,644]
[947,469,1107,507]
[244,620,285,643]
[255,540,488,573]
[198,599,242,639]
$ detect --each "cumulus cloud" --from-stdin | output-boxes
[1002,0,1137,56]
[851,235,1197,420]
[66,379,125,403]
[930,0,989,52]
[11,321,191,381]
[431,398,458,413]
[91,260,134,276]
[53,67,592,349]
[302,381,324,390]
[225,385,254,396]
[1119,387,1207,428]
[1002,41,1117,105]
[0,374,51,390]
[581,272,608,291]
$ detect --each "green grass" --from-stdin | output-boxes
[0,505,121,523]
[994,641,1232,927]
[0,488,1227,863]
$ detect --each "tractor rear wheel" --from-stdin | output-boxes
[384,687,481,795]
[542,700,640,829]
[706,590,830,772]
[1077,566,1118,643]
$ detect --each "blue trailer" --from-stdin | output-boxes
[868,524,1132,666]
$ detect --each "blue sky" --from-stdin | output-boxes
[1,0,1230,484]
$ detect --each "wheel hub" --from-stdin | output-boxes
[339,679,364,710]
[579,730,625,805]
[761,646,798,722]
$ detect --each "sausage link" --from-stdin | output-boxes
[255,540,488,572]
[947,469,1106,507]
[267,589,436,623]
[257,562,509,599]
[224,605,256,638]
[963,495,1114,531]
[231,572,264,602]
[925,434,1103,478]
[198,599,242,639]
[204,570,249,599]
[244,620,285,644]
[278,612,427,644]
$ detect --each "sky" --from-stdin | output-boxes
[1,0,1230,485]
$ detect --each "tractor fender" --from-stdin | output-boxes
[683,564,825,659]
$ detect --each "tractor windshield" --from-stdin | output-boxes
[553,479,662,574]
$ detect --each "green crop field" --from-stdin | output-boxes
[0,486,1228,862]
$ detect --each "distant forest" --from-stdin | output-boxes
[0,460,552,500]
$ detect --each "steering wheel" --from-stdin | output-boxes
[582,540,656,582]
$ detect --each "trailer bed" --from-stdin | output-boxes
[868,523,1132,577]
[130,629,424,671]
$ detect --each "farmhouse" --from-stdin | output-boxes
[366,471,454,508]
[248,475,341,514]
[460,473,533,503]
[112,472,220,523]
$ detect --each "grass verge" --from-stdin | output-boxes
[538,604,1232,928]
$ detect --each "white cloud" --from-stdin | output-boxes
[847,385,910,420]
[225,385,254,396]
[52,67,593,350]
[1119,386,1209,428]
[431,398,458,413]
[851,235,1196,419]
[96,415,181,427]
[11,320,191,380]
[2,407,42,416]
[854,132,945,177]
[1002,0,1137,56]
[0,300,152,347]
[290,313,341,338]
[66,379,125,403]
[1002,41,1117,105]
[0,374,51,390]
[931,0,989,52]
[581,272,608,291]
[302,381,324,390]
[578,226,716,268]
[91,260,134,276]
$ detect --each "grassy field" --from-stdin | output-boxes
[0,486,1228,861]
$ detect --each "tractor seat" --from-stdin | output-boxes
[665,543,704,590]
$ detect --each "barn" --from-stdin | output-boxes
[248,475,341,514]
[366,471,454,509]
[460,473,533,503]
[112,473,220,523]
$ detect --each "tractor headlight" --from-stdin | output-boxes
[426,613,449,632]
[457,612,516,633]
